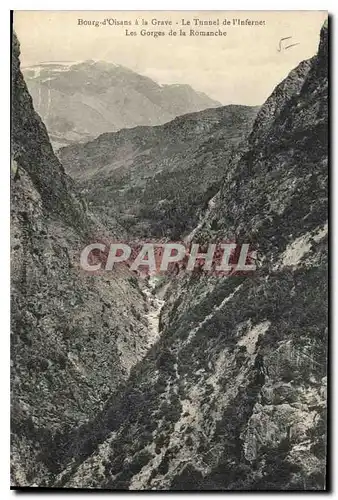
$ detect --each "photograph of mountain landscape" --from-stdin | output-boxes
[11,10,328,490]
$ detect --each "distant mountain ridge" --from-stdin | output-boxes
[59,104,259,239]
[22,60,221,148]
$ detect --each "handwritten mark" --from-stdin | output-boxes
[278,36,300,52]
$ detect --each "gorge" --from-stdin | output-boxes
[11,19,328,491]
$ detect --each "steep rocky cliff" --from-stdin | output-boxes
[11,33,156,486]
[51,21,328,491]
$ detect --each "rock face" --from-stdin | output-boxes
[11,33,156,486]
[59,105,258,239]
[22,60,221,149]
[49,22,327,491]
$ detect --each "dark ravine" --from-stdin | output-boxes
[54,22,327,491]
[11,20,328,491]
[22,60,221,149]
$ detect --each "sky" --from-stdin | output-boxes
[14,11,327,105]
